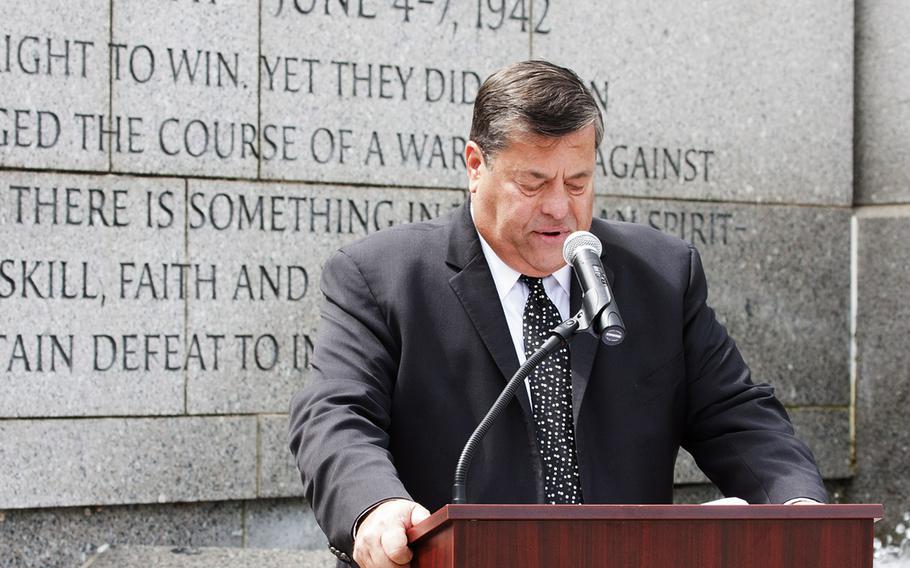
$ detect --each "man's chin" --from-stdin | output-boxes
[523,255,568,277]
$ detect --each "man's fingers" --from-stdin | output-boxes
[355,529,390,568]
[353,533,377,568]
[353,499,430,567]
[410,504,431,526]
[356,542,395,568]
[381,527,413,565]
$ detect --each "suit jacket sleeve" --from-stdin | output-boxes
[288,249,412,557]
[680,244,829,503]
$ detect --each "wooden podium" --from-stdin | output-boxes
[406,504,883,567]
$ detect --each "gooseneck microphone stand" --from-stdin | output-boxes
[451,317,580,504]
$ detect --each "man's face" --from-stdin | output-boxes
[467,125,596,277]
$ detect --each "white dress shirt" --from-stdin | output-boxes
[475,230,573,365]
[475,227,573,414]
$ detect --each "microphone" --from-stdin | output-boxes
[563,231,626,345]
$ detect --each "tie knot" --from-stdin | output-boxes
[520,275,544,291]
[520,275,550,309]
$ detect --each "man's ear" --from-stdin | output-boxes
[465,141,485,194]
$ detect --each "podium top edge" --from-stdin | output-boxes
[407,504,885,543]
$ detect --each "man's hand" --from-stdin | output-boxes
[353,499,431,568]
[785,498,821,505]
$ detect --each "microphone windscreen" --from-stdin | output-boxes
[563,231,602,264]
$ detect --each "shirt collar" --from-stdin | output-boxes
[470,204,573,301]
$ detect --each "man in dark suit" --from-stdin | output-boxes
[289,60,827,568]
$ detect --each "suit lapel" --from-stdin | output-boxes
[446,204,533,418]
[568,258,614,426]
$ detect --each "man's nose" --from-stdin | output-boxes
[539,184,570,219]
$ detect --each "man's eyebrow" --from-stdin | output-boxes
[566,169,594,180]
[519,169,594,180]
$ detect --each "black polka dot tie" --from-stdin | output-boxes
[520,275,583,505]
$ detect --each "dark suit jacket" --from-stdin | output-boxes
[289,202,827,561]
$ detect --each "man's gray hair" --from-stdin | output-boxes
[470,60,604,162]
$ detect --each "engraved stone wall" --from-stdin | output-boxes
[2,0,895,563]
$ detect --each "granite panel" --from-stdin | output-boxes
[258,415,304,499]
[0,0,110,171]
[244,498,327,550]
[856,2,910,204]
[596,197,851,405]
[81,546,334,568]
[674,449,708,485]
[110,0,259,177]
[535,1,853,205]
[672,484,723,504]
[848,215,910,534]
[0,171,186,417]
[184,180,465,414]
[0,417,257,509]
[258,0,530,186]
[789,408,852,480]
[0,501,243,568]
